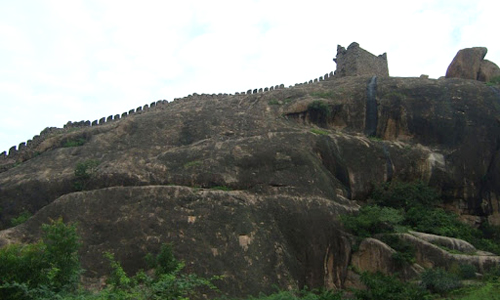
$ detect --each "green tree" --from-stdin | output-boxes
[0,218,82,299]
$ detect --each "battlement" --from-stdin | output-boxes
[0,69,334,162]
[334,42,389,77]
[2,42,389,163]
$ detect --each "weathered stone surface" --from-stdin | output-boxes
[445,47,500,82]
[0,186,356,296]
[399,233,500,273]
[1,75,500,297]
[334,42,389,77]
[351,238,421,280]
[478,60,500,82]
[409,231,477,254]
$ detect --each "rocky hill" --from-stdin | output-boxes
[1,45,500,297]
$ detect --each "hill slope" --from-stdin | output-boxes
[1,75,500,296]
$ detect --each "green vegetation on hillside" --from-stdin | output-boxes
[0,219,220,300]
[339,180,500,299]
[10,210,32,226]
[343,181,500,254]
[73,159,100,191]
[486,76,500,86]
[0,218,81,299]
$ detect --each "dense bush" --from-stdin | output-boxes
[361,181,500,255]
[354,272,429,300]
[371,180,441,210]
[0,219,221,300]
[246,289,344,300]
[378,235,415,266]
[341,205,404,238]
[0,218,81,299]
[62,241,219,300]
[420,268,462,295]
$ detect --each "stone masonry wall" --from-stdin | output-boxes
[334,42,389,77]
[0,70,338,162]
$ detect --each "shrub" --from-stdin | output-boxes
[0,218,81,299]
[354,272,429,300]
[379,235,415,266]
[246,288,344,300]
[371,181,441,210]
[457,264,477,280]
[10,210,32,226]
[153,243,179,277]
[63,137,87,148]
[73,159,100,191]
[341,205,404,238]
[307,100,331,127]
[97,243,219,299]
[486,76,500,86]
[420,268,462,295]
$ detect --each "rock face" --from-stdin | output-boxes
[445,47,500,82]
[1,74,500,297]
[351,238,421,280]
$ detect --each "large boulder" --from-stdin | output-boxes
[350,238,421,280]
[446,47,500,82]
[478,60,500,82]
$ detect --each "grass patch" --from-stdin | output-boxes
[368,136,383,142]
[452,281,500,299]
[486,76,500,86]
[63,137,86,148]
[310,91,336,99]
[210,186,232,191]
[310,128,329,135]
[268,99,280,105]
[183,160,202,169]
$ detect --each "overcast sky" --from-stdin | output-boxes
[1,0,499,153]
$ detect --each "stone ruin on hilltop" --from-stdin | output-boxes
[333,42,389,77]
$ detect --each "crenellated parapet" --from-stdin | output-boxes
[2,45,372,163]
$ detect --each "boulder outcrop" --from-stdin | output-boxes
[445,47,500,82]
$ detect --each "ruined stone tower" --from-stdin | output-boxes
[334,42,389,77]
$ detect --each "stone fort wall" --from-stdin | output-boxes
[334,42,389,77]
[0,70,338,161]
[1,43,389,161]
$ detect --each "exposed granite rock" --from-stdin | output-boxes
[0,186,357,296]
[446,47,500,82]
[351,238,421,280]
[408,231,477,254]
[1,75,500,297]
[478,59,500,82]
[399,233,500,272]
